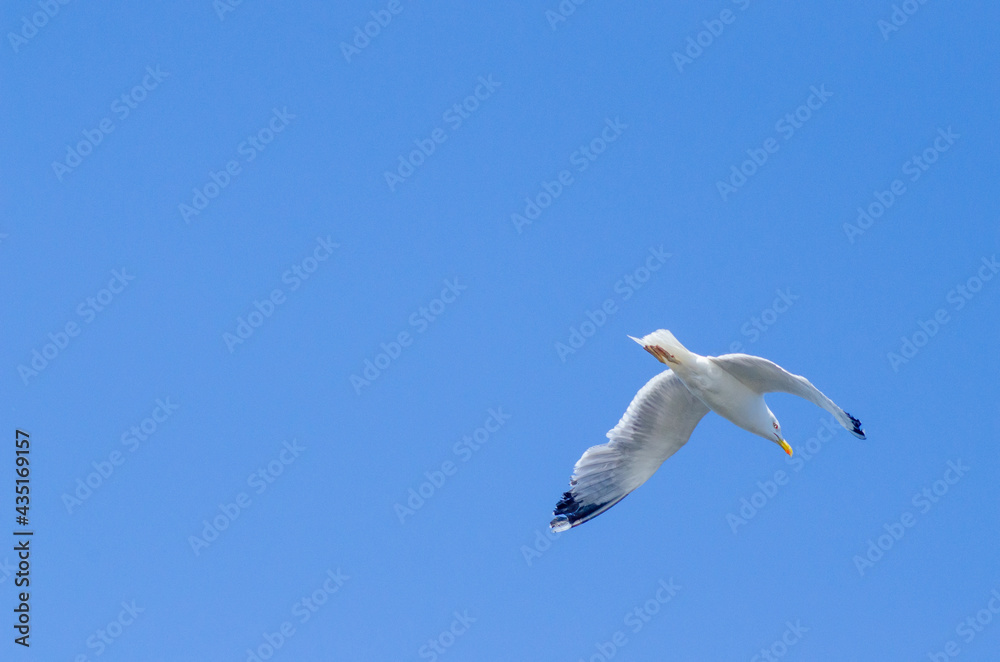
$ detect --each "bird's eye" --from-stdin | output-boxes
[773,422,779,430]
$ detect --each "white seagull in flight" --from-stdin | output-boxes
[550,329,865,532]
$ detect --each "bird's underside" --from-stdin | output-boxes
[550,330,865,532]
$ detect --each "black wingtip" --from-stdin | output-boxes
[550,490,603,532]
[845,411,866,440]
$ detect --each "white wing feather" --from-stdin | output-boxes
[550,370,710,531]
[710,353,865,439]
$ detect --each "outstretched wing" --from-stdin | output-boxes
[711,353,865,439]
[550,370,710,532]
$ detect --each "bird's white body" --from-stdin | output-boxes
[550,329,865,531]
[680,356,772,439]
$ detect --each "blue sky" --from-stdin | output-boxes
[3,1,999,660]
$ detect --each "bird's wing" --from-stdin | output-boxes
[550,370,710,532]
[711,353,865,439]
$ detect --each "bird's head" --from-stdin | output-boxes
[768,412,793,456]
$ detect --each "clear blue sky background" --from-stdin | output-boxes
[3,1,999,660]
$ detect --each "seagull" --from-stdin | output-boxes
[550,329,865,532]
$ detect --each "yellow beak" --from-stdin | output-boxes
[779,438,793,456]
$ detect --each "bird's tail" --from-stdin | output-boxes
[629,329,696,367]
